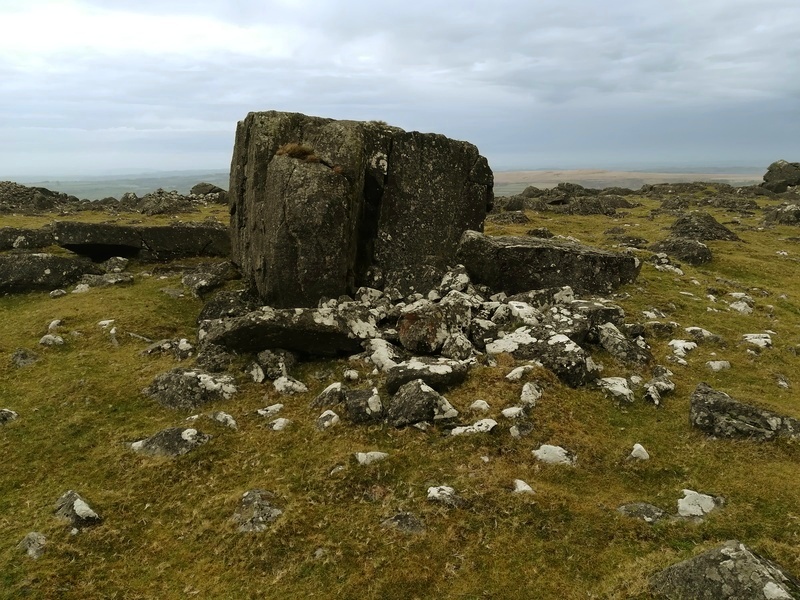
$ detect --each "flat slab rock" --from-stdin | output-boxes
[199,304,378,356]
[455,230,641,295]
[130,427,211,457]
[0,253,102,294]
[143,368,236,411]
[385,357,470,395]
[650,540,800,599]
[52,221,230,261]
[690,382,800,441]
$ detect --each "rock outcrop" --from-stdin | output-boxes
[229,111,493,306]
[455,231,641,295]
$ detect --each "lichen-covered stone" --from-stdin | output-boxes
[143,368,236,411]
[690,382,800,441]
[650,540,800,599]
[130,427,211,457]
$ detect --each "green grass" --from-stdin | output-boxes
[1,193,800,598]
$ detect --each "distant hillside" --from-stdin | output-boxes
[13,170,230,200]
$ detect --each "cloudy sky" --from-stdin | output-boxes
[1,0,798,177]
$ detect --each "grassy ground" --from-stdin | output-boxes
[1,193,799,599]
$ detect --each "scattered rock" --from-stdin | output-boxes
[629,443,650,460]
[380,512,425,534]
[11,348,38,367]
[0,253,102,294]
[387,379,454,427]
[597,377,635,403]
[17,532,46,559]
[355,451,389,465]
[38,334,64,346]
[532,444,576,465]
[669,212,741,241]
[649,237,713,265]
[273,375,308,395]
[343,387,384,424]
[316,410,340,430]
[143,369,236,410]
[450,418,498,436]
[0,408,19,424]
[232,490,282,532]
[690,382,800,441]
[512,479,535,494]
[677,489,723,518]
[54,490,102,530]
[426,485,465,508]
[617,503,666,524]
[706,360,731,372]
[130,427,211,457]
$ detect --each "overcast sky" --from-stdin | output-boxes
[1,0,798,177]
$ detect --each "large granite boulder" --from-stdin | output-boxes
[669,212,741,242]
[53,221,230,261]
[650,540,800,599]
[0,253,102,294]
[690,383,800,441]
[229,111,493,307]
[455,231,641,295]
[762,159,800,193]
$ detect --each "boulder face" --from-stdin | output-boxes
[229,111,493,307]
[0,253,102,294]
[762,159,800,193]
[455,231,641,295]
[650,540,800,599]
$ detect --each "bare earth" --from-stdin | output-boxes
[494,169,762,197]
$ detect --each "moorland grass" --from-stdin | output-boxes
[1,195,799,598]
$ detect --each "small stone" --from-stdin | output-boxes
[71,283,90,294]
[211,411,238,430]
[17,532,46,559]
[597,377,634,403]
[469,399,490,412]
[343,369,360,381]
[509,421,535,438]
[668,339,697,357]
[316,410,340,430]
[426,485,463,507]
[256,403,283,418]
[49,289,67,298]
[380,512,426,534]
[743,333,772,348]
[501,406,525,419]
[532,444,576,465]
[273,376,308,395]
[512,479,535,494]
[54,490,102,530]
[38,334,64,346]
[677,489,723,517]
[617,503,666,524]
[0,408,19,424]
[450,418,498,436]
[11,348,39,367]
[232,490,282,532]
[355,451,389,465]
[630,443,650,460]
[269,418,292,431]
[706,360,731,372]
[506,365,535,381]
[520,382,542,406]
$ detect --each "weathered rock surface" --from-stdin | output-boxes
[232,489,282,532]
[143,368,236,410]
[17,532,46,559]
[0,408,19,424]
[0,253,102,294]
[380,512,425,534]
[130,427,211,457]
[229,111,492,306]
[343,387,384,424]
[52,221,230,261]
[0,226,55,251]
[650,540,800,599]
[690,383,800,440]
[54,490,102,530]
[455,231,641,295]
[199,305,377,356]
[762,159,800,193]
[385,357,470,394]
[669,212,741,242]
[387,379,456,427]
[617,503,666,523]
[649,237,713,265]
